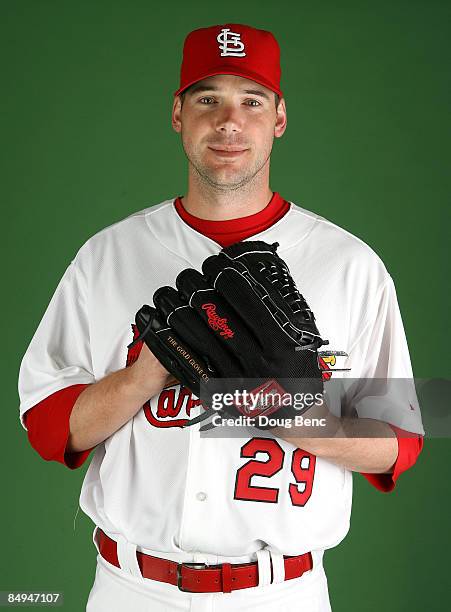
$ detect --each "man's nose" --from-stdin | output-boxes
[214,105,243,134]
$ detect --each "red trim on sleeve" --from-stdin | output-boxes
[174,192,290,247]
[361,426,424,492]
[23,384,93,470]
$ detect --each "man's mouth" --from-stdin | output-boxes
[208,146,248,158]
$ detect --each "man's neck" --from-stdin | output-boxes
[180,170,274,221]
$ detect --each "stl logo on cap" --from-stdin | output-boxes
[174,23,283,98]
[217,27,246,57]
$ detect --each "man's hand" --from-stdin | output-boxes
[129,343,173,394]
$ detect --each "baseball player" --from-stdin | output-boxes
[18,24,424,611]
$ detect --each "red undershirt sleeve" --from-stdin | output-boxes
[360,425,424,492]
[23,384,94,470]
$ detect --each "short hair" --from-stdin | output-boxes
[179,87,281,109]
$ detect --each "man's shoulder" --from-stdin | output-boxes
[288,202,387,267]
[89,198,175,242]
[73,198,176,262]
[284,202,391,289]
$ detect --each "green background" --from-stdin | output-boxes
[1,0,450,610]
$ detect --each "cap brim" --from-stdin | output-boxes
[174,68,282,98]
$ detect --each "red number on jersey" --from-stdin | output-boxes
[234,438,285,503]
[289,449,316,507]
[235,439,316,505]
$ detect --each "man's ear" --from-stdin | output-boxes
[172,96,182,133]
[274,98,287,138]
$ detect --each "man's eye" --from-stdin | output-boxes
[245,99,261,107]
[199,97,216,104]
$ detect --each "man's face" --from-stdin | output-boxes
[172,74,287,190]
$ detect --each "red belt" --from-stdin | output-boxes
[97,529,313,593]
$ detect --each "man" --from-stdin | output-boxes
[19,24,424,611]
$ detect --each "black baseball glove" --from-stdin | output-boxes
[130,241,329,429]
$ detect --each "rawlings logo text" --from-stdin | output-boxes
[202,303,234,338]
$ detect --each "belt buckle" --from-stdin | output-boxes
[177,562,208,592]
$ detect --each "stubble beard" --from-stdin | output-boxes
[183,141,272,192]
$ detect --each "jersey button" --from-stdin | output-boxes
[196,492,207,502]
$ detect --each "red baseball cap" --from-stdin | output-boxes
[175,24,282,98]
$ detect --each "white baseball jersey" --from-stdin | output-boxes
[18,199,424,562]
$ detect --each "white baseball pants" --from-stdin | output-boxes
[86,550,332,611]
